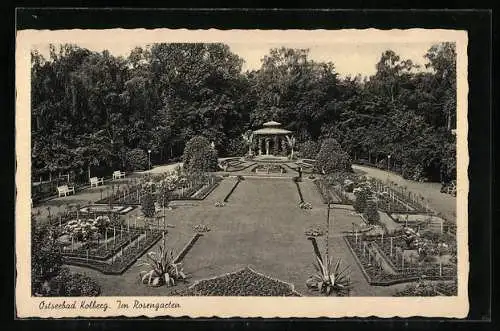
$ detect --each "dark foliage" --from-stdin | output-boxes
[31,220,64,295]
[126,148,148,170]
[141,193,156,218]
[48,267,101,296]
[182,136,218,173]
[315,138,352,174]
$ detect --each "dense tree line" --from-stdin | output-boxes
[31,42,456,182]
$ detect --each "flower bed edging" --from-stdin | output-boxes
[174,233,202,264]
[192,180,220,200]
[294,180,304,203]
[343,236,374,285]
[223,178,242,202]
[307,237,323,262]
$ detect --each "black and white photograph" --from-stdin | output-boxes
[16,28,469,318]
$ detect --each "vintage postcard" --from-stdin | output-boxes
[16,28,469,318]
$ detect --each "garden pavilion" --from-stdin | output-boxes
[253,121,292,156]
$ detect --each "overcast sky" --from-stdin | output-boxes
[35,41,436,78]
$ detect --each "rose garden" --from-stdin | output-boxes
[31,128,458,298]
[30,43,458,298]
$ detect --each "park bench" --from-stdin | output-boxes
[57,185,75,197]
[112,170,126,180]
[90,176,104,187]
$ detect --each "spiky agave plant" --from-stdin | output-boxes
[137,237,187,287]
[306,255,352,296]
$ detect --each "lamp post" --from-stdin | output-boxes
[387,154,391,171]
[148,149,152,170]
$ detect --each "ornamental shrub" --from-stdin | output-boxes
[126,148,148,171]
[49,267,101,296]
[182,136,218,173]
[141,192,156,218]
[315,138,352,174]
[225,137,247,157]
[299,140,320,160]
[31,221,63,296]
[364,198,380,223]
[353,186,369,213]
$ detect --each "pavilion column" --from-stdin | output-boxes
[274,135,278,155]
[265,138,270,155]
[258,137,262,155]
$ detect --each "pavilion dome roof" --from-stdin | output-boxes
[262,121,282,127]
[253,127,292,135]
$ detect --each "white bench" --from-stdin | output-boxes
[57,185,75,197]
[112,170,126,180]
[90,176,104,187]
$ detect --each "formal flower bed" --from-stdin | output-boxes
[190,177,221,199]
[63,230,164,275]
[370,179,430,213]
[219,159,256,172]
[94,175,222,205]
[252,164,287,174]
[180,267,301,296]
[375,191,421,214]
[394,279,458,296]
[371,240,456,277]
[373,228,457,271]
[62,230,141,261]
[313,180,342,204]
